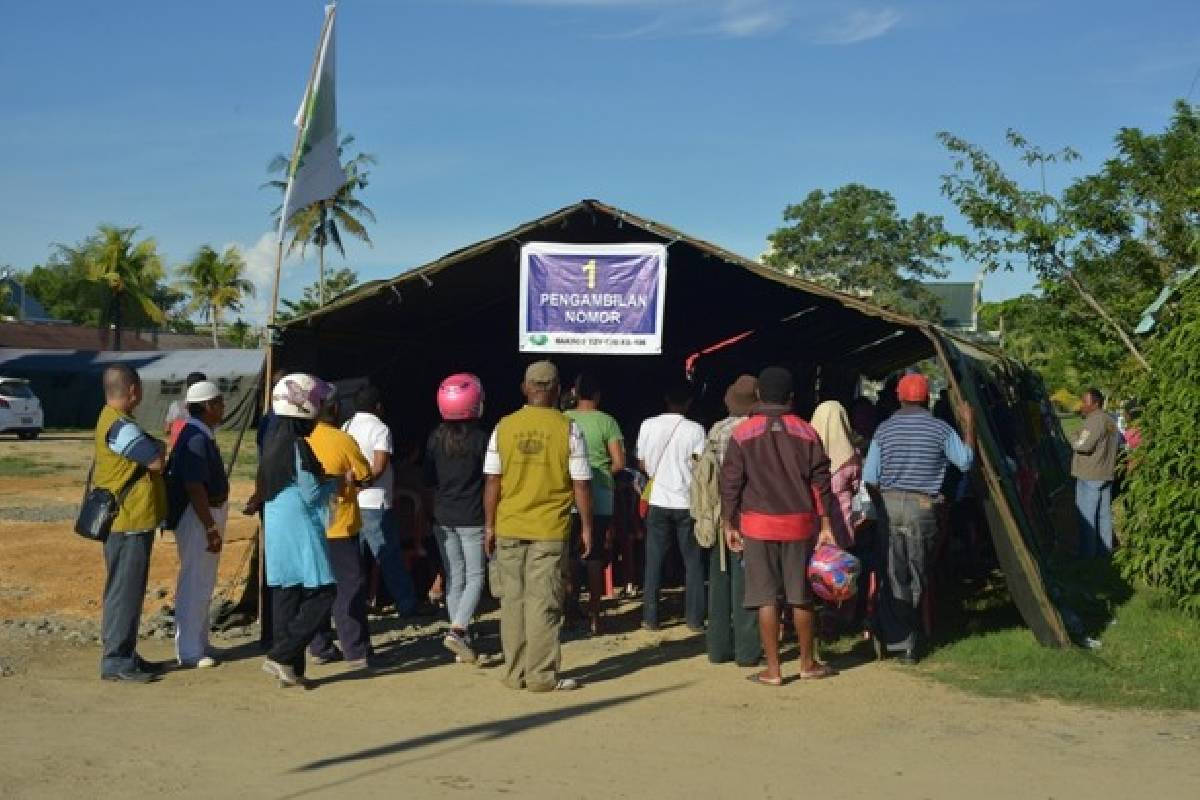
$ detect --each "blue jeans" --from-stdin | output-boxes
[643,506,706,630]
[100,531,153,675]
[1076,479,1114,558]
[360,507,416,615]
[434,525,486,631]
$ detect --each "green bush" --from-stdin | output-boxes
[1116,278,1200,615]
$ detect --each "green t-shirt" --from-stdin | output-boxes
[565,408,623,514]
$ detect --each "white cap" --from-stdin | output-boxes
[185,381,222,404]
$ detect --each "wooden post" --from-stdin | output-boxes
[256,2,337,646]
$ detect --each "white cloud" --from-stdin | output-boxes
[490,1,901,44]
[221,232,305,325]
[813,7,901,44]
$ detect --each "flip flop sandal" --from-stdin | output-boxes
[799,663,837,680]
[746,672,783,687]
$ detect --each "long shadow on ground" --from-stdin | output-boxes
[278,683,688,799]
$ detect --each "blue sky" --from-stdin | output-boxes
[1,0,1197,323]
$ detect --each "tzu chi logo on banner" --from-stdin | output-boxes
[519,242,668,355]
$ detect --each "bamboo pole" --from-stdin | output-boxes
[262,4,336,408]
[257,5,337,644]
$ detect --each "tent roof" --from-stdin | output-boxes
[278,199,947,379]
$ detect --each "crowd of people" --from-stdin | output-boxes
[90,358,990,688]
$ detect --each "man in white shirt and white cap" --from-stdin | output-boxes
[167,380,229,669]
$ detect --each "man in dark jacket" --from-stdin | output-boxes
[720,366,836,686]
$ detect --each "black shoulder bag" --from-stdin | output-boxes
[74,461,148,543]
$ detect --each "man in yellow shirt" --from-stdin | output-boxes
[306,398,374,668]
[94,364,168,683]
[484,361,593,692]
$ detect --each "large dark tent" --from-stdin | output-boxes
[273,199,1074,647]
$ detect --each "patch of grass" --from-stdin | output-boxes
[0,456,55,477]
[921,562,1200,710]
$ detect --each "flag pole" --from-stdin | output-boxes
[263,3,338,411]
[257,2,338,649]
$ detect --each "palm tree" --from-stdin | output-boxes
[265,133,376,306]
[55,225,166,350]
[176,245,256,348]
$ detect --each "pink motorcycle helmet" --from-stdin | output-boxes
[437,373,485,421]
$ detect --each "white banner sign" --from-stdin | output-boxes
[518,242,667,355]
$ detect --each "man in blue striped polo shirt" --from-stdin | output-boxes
[863,373,974,664]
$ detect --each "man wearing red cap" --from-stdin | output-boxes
[863,372,974,664]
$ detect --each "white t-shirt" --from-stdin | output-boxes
[636,413,706,510]
[164,400,186,428]
[343,412,394,509]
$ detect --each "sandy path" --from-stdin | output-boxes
[1,620,1197,800]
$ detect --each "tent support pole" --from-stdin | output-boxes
[924,327,1071,648]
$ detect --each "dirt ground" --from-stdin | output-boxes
[2,620,1199,800]
[0,433,257,621]
[2,435,1199,799]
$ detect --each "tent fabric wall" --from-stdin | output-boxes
[0,348,264,431]
[930,332,1071,647]
[273,199,1071,647]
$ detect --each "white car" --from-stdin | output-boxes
[0,378,44,440]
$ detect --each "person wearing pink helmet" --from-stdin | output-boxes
[424,373,490,663]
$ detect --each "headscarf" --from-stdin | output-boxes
[811,400,859,473]
[259,416,322,502]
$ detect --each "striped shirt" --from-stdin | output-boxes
[863,407,973,497]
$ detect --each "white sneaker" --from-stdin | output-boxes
[443,630,477,664]
[262,658,303,688]
[179,656,218,669]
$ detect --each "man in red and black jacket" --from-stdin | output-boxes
[720,366,837,685]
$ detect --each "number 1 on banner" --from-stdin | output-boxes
[581,259,597,290]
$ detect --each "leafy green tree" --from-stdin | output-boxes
[0,271,15,317]
[226,318,258,349]
[266,134,376,307]
[764,184,951,320]
[22,259,91,324]
[277,267,358,322]
[979,295,1128,394]
[153,283,195,334]
[939,130,1155,370]
[53,225,166,350]
[1116,275,1200,616]
[176,245,256,348]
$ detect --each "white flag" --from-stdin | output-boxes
[277,4,346,242]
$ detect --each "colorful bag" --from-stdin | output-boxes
[638,479,654,519]
[807,545,862,605]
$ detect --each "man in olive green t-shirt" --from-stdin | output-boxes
[484,361,592,692]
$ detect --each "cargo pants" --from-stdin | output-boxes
[497,537,567,692]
